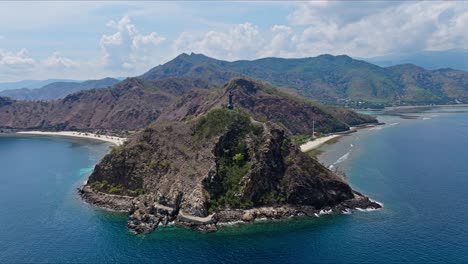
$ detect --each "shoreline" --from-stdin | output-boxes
[15,131,126,146]
[300,122,383,153]
[384,103,468,111]
[300,135,341,152]
[78,185,381,234]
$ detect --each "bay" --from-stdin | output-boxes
[1,107,467,263]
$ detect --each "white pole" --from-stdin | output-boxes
[312,119,315,139]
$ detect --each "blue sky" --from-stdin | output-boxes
[0,1,466,81]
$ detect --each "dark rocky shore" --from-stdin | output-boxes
[79,186,381,234]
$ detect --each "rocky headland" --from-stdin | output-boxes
[79,78,381,234]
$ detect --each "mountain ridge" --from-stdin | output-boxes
[365,49,468,71]
[0,77,375,133]
[140,53,468,107]
[0,79,79,91]
[0,78,120,101]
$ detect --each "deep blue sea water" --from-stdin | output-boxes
[1,107,468,263]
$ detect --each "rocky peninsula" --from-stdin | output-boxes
[79,78,381,234]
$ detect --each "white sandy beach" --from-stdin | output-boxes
[300,135,340,152]
[16,131,126,146]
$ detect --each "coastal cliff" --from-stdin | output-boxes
[80,78,380,234]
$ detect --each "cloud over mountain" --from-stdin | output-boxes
[0,1,466,81]
[42,52,78,69]
[174,22,261,61]
[100,15,166,72]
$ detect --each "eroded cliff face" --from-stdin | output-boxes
[81,108,380,234]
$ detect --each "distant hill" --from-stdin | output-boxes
[141,53,468,107]
[0,78,174,130]
[0,78,119,101]
[0,79,78,91]
[365,49,468,71]
[0,77,374,132]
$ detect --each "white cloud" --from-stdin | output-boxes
[286,1,468,57]
[0,48,35,69]
[427,11,468,51]
[41,52,78,69]
[100,15,166,72]
[173,22,262,60]
[0,49,92,81]
[1,2,467,81]
[0,49,36,81]
[258,25,298,58]
[171,1,467,60]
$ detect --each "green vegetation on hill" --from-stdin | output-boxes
[196,109,260,211]
[193,108,255,141]
[141,53,468,107]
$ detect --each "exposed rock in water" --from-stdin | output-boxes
[80,78,382,234]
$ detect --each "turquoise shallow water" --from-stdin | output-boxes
[1,108,468,263]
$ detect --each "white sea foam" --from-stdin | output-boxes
[218,220,245,226]
[370,122,399,130]
[370,199,384,208]
[342,209,352,214]
[356,199,384,212]
[356,207,381,212]
[319,209,333,215]
[422,117,431,120]
[333,151,350,166]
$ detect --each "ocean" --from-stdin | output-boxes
[1,106,468,263]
